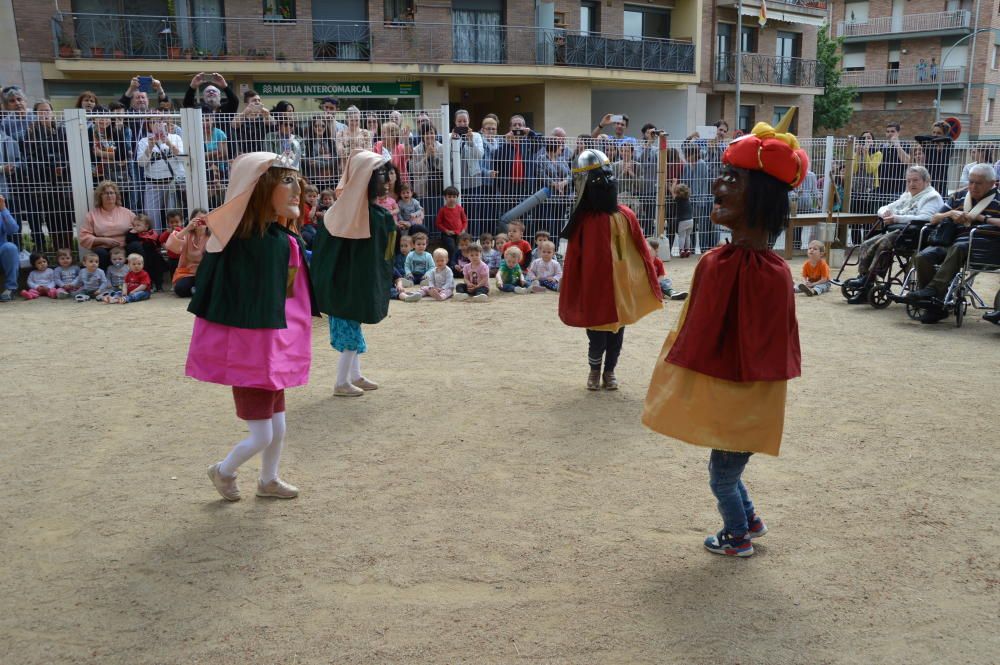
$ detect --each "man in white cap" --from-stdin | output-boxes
[183,72,238,114]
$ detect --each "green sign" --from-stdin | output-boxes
[257,82,421,97]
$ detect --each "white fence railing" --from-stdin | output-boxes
[841,66,965,88]
[836,10,971,38]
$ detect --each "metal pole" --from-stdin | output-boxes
[63,108,94,241]
[936,28,993,122]
[735,0,743,130]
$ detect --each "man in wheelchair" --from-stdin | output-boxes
[902,163,1000,323]
[842,165,942,304]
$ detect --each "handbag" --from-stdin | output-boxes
[927,220,957,247]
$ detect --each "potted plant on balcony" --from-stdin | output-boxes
[58,35,74,58]
[91,46,105,58]
[276,51,287,61]
[114,48,126,59]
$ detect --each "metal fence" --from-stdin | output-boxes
[54,13,696,74]
[5,105,1000,269]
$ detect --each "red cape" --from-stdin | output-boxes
[665,244,801,382]
[558,205,661,328]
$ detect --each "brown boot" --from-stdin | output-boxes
[587,369,601,391]
[602,371,618,390]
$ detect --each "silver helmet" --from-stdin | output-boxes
[571,149,612,215]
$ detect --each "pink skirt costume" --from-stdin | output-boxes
[186,236,312,390]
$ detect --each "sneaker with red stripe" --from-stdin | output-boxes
[747,514,768,539]
[704,529,754,557]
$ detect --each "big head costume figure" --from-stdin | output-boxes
[643,109,804,456]
[559,149,662,390]
[186,151,319,502]
[310,149,396,396]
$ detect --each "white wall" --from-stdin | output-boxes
[590,87,696,140]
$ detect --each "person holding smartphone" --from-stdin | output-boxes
[591,112,630,142]
[183,72,238,114]
[136,116,184,233]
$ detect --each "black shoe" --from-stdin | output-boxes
[904,286,937,303]
[844,275,867,288]
[984,310,1000,325]
[919,306,948,324]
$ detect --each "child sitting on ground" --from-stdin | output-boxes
[797,240,831,296]
[480,232,501,277]
[117,252,151,303]
[391,234,412,300]
[101,246,129,303]
[531,229,551,263]
[455,242,490,302]
[125,213,165,291]
[497,245,529,294]
[527,240,562,292]
[397,183,424,230]
[52,248,81,296]
[672,180,694,258]
[71,252,110,301]
[501,221,532,271]
[648,238,688,301]
[403,232,435,286]
[436,186,468,267]
[403,248,453,302]
[159,210,185,276]
[452,232,472,277]
[21,253,62,299]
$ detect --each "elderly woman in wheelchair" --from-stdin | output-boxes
[897,163,1000,325]
[839,165,942,305]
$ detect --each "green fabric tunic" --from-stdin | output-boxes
[311,204,396,325]
[188,222,318,329]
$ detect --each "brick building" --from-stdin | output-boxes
[1,0,829,138]
[833,0,1000,139]
[699,0,826,136]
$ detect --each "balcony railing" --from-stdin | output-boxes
[715,53,824,88]
[840,66,965,88]
[835,10,971,38]
[52,13,695,74]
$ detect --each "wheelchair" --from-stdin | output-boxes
[833,218,921,309]
[897,225,1000,326]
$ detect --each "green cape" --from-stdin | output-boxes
[311,204,395,324]
[188,222,318,329]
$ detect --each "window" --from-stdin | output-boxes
[623,5,671,41]
[741,26,758,53]
[993,45,999,69]
[264,0,295,21]
[581,1,599,34]
[988,98,995,123]
[883,93,897,110]
[453,1,504,64]
[383,0,413,22]
[772,106,798,133]
[738,105,754,134]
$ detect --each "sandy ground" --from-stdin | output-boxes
[2,256,999,665]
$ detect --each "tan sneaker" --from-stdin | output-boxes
[587,369,601,391]
[334,382,364,397]
[207,463,241,501]
[352,376,379,391]
[602,371,619,390]
[256,478,299,499]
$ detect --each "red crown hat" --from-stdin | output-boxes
[722,107,810,188]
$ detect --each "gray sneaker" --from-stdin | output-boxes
[471,293,489,302]
[0,289,11,302]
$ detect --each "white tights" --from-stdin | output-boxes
[218,411,286,483]
[336,350,362,385]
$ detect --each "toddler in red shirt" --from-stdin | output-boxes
[647,238,687,301]
[117,253,152,303]
[501,220,532,270]
[435,185,468,267]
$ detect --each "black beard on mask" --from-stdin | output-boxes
[368,165,388,201]
[579,169,619,214]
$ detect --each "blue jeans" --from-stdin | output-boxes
[0,241,18,290]
[708,450,755,537]
[125,290,150,303]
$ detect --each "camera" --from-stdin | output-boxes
[454,126,469,136]
[512,128,525,136]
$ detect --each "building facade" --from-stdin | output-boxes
[699,0,826,136]
[833,0,1000,139]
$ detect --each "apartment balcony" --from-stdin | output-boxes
[841,66,966,92]
[718,0,828,27]
[51,13,695,75]
[714,53,825,94]
[835,11,971,42]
